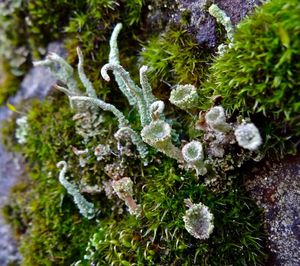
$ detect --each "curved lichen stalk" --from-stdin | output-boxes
[149,100,165,121]
[57,161,95,219]
[104,23,157,127]
[139,65,157,107]
[108,23,136,106]
[77,47,97,99]
[101,63,151,126]
[114,127,148,159]
[70,96,129,128]
[33,52,80,95]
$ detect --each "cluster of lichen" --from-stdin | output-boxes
[3,16,268,266]
[3,0,298,265]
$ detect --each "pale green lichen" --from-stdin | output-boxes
[77,47,97,99]
[234,122,262,151]
[141,119,182,161]
[139,65,157,106]
[205,106,232,133]
[34,53,80,96]
[108,23,136,106]
[149,100,165,121]
[101,63,151,126]
[15,115,29,144]
[169,84,199,111]
[57,161,95,219]
[208,4,234,53]
[182,140,207,176]
[102,23,157,127]
[70,96,129,128]
[114,127,148,159]
[183,199,214,239]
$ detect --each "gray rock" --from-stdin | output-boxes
[172,0,262,48]
[246,156,300,266]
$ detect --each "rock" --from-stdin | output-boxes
[171,0,262,47]
[246,155,300,266]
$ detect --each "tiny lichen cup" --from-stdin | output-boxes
[182,140,207,176]
[234,123,262,151]
[169,84,199,110]
[205,106,231,133]
[141,120,182,161]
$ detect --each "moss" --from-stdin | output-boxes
[1,95,98,265]
[199,0,300,155]
[79,160,266,265]
[0,61,20,105]
[1,86,266,265]
[140,25,212,93]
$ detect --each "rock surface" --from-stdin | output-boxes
[246,155,300,266]
[0,41,64,266]
[172,0,262,47]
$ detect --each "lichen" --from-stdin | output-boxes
[183,199,214,239]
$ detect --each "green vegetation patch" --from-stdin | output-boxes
[140,25,212,94]
[199,0,300,155]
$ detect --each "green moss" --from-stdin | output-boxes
[1,95,98,265]
[140,25,212,93]
[199,0,300,155]
[1,87,266,265]
[79,160,266,265]
[0,61,20,105]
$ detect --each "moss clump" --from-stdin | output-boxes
[140,25,212,92]
[78,161,266,265]
[1,89,266,265]
[199,0,300,155]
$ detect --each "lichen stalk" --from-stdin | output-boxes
[70,96,128,128]
[141,120,182,161]
[182,141,207,176]
[57,161,95,219]
[114,127,148,159]
[77,47,97,98]
[108,23,136,106]
[34,53,80,95]
[101,63,150,126]
[205,106,231,133]
[139,65,157,107]
[112,177,141,216]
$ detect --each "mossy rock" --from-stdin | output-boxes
[1,1,288,265]
[199,0,300,155]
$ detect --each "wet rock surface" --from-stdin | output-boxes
[0,42,64,265]
[246,155,300,266]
